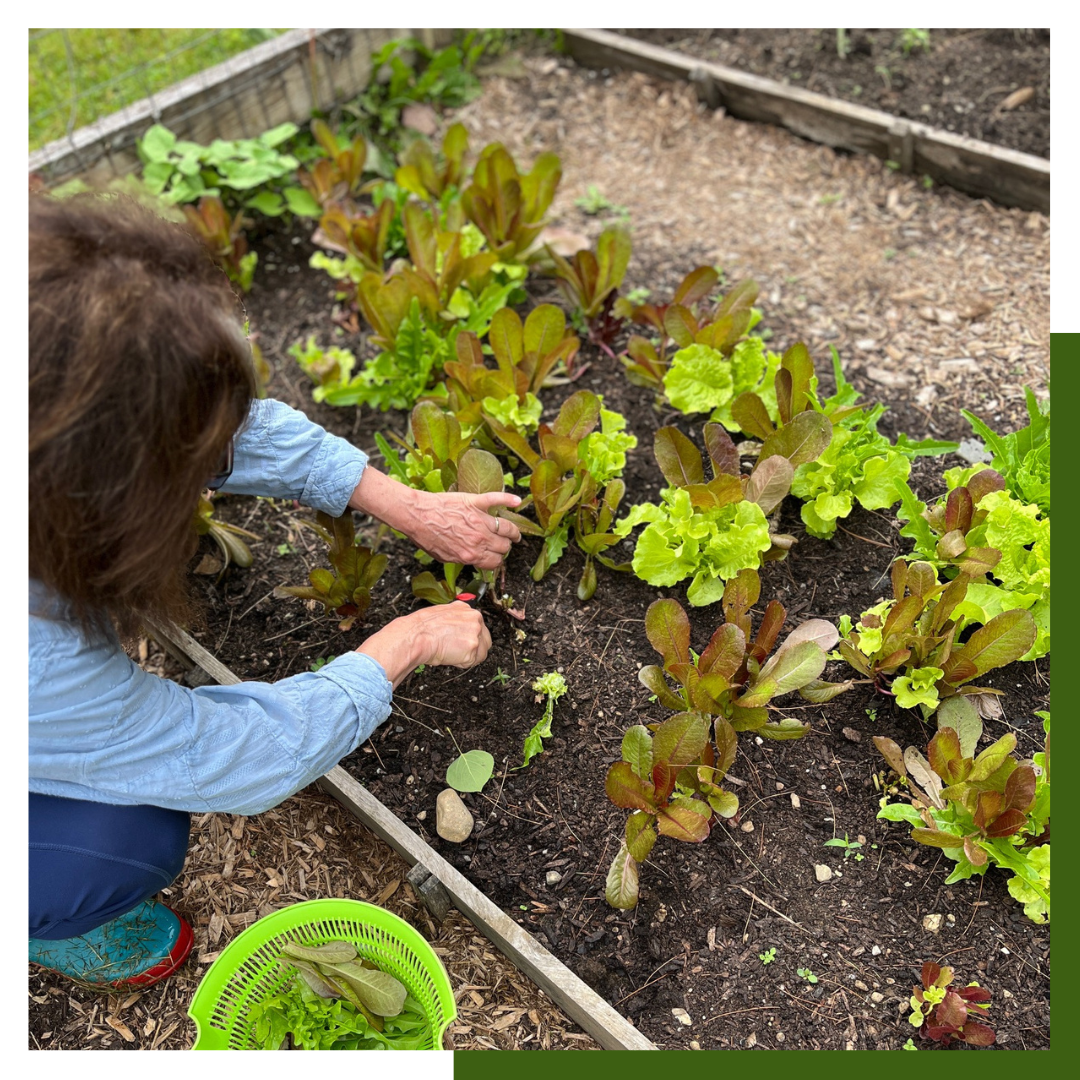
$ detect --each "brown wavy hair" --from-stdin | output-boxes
[29,192,255,640]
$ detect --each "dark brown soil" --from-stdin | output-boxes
[181,212,1051,1051]
[615,29,1050,160]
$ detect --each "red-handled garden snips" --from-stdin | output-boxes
[454,580,489,606]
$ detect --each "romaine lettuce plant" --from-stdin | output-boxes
[395,122,470,209]
[546,225,631,354]
[896,466,1049,659]
[461,143,562,262]
[181,196,258,292]
[291,120,369,215]
[375,400,474,494]
[523,391,632,592]
[605,576,837,909]
[275,511,388,631]
[604,711,737,909]
[638,577,837,742]
[875,700,1049,923]
[826,560,1038,717]
[614,420,826,605]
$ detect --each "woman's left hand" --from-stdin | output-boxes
[348,467,523,570]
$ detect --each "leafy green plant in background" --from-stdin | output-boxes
[797,967,819,983]
[962,386,1049,516]
[461,142,562,263]
[875,702,1049,923]
[351,37,483,144]
[136,121,301,207]
[898,29,932,56]
[180,196,258,291]
[759,948,777,965]
[828,559,1037,718]
[288,336,357,400]
[521,671,568,768]
[275,512,388,631]
[614,420,825,605]
[574,184,631,225]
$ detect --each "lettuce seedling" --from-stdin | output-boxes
[638,575,837,741]
[275,512,388,631]
[521,671,568,768]
[906,962,995,1047]
[614,421,821,605]
[827,559,1037,717]
[194,495,258,571]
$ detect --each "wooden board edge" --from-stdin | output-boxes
[561,28,1049,213]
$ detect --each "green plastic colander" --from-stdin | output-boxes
[187,898,456,1050]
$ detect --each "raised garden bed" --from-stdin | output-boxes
[31,40,1050,1051]
[195,204,1048,1054]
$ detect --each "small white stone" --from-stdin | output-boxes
[689,1039,701,1049]
[745,1032,757,1048]
[790,794,801,809]
[922,913,944,933]
[854,980,869,992]
[871,992,884,1003]
[871,945,882,956]
[545,871,563,886]
[776,1032,785,1043]
[672,1008,692,1026]
[416,811,427,821]
[436,789,474,842]
[741,821,755,833]
[814,864,833,883]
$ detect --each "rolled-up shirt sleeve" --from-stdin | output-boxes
[29,613,392,816]
[218,398,367,515]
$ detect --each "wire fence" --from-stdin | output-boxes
[29,29,282,152]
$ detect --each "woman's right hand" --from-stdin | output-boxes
[355,603,491,688]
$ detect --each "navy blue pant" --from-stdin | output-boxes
[29,794,191,940]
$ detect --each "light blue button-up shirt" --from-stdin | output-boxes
[29,399,393,816]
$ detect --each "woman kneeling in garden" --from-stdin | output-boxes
[28,193,521,987]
